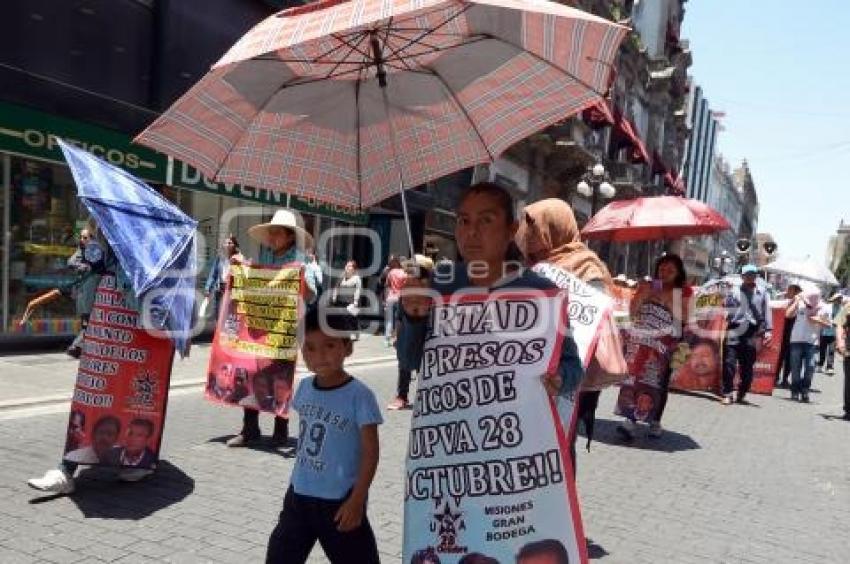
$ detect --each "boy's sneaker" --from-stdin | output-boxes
[721,395,733,406]
[826,367,834,375]
[118,468,154,483]
[387,398,409,410]
[27,469,74,494]
[648,422,663,438]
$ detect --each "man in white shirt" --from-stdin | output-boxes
[785,287,830,402]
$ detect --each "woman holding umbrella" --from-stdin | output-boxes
[616,254,691,440]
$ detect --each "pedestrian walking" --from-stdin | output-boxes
[514,198,627,449]
[720,265,773,405]
[817,293,842,374]
[785,285,824,403]
[617,254,690,438]
[203,234,244,319]
[265,308,382,564]
[65,227,107,358]
[382,256,406,347]
[833,299,850,420]
[386,255,432,410]
[305,251,324,300]
[776,283,802,388]
[226,209,318,448]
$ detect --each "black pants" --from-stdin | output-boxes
[819,335,836,369]
[266,486,380,564]
[242,409,288,440]
[396,369,412,401]
[844,356,850,415]
[654,369,672,423]
[723,339,757,397]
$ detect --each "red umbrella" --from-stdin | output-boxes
[580,195,731,242]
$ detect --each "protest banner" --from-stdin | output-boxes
[63,275,174,469]
[403,290,587,564]
[531,263,613,369]
[744,303,787,395]
[615,292,683,422]
[206,263,302,416]
[670,287,726,393]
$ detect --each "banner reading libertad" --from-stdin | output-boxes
[403,291,587,564]
[206,264,302,416]
[63,275,174,469]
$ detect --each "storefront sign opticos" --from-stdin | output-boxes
[171,160,367,224]
[0,101,167,183]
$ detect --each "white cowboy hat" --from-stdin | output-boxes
[613,274,629,286]
[248,209,313,249]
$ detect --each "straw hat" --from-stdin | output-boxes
[248,209,313,249]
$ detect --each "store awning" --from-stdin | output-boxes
[612,111,651,165]
[581,101,615,130]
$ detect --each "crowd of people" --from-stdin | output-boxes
[24,181,850,564]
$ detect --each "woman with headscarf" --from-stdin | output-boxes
[515,198,628,452]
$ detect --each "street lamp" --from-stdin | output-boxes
[577,163,616,215]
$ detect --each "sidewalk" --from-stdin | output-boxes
[0,333,397,411]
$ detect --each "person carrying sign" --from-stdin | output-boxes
[722,264,773,405]
[616,254,691,439]
[514,198,626,450]
[226,210,318,448]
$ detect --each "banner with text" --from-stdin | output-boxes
[615,300,678,423]
[63,276,174,469]
[403,291,588,564]
[206,264,302,416]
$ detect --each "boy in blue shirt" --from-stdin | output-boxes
[266,308,383,564]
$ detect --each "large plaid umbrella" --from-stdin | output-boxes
[136,0,626,249]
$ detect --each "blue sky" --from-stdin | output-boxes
[682,0,850,262]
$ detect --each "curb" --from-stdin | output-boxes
[0,354,398,412]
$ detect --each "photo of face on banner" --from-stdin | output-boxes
[111,418,157,467]
[64,414,122,465]
[671,336,722,392]
[66,410,86,452]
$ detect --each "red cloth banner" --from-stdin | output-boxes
[63,275,174,469]
[206,264,302,416]
[743,304,787,395]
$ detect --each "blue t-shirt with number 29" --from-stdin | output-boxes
[291,376,383,500]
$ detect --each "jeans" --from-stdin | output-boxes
[844,356,850,415]
[384,300,398,340]
[722,339,757,397]
[789,342,817,395]
[266,486,379,564]
[819,335,836,370]
[396,368,412,402]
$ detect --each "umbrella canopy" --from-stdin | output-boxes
[58,140,198,356]
[763,256,838,286]
[135,0,627,210]
[580,195,731,242]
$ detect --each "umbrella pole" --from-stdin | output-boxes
[381,87,416,260]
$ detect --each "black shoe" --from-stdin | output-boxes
[735,396,752,406]
[801,394,810,403]
[66,346,82,359]
[842,413,850,421]
[791,392,800,401]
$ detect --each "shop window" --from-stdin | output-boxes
[7,157,88,336]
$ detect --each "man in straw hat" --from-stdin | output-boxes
[227,209,319,448]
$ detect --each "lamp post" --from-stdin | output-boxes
[577,163,616,216]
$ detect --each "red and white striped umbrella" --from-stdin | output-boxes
[136,0,626,214]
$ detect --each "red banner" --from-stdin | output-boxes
[744,304,787,395]
[63,275,174,469]
[670,290,726,393]
[206,264,302,416]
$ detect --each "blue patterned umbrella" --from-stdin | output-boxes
[58,139,197,356]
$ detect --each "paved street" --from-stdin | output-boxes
[1,341,849,563]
